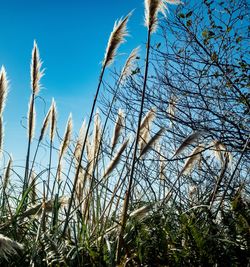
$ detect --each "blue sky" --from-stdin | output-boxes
[0,0,149,161]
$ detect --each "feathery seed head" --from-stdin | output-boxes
[173,131,204,157]
[140,108,156,135]
[140,127,165,156]
[50,98,57,142]
[74,119,86,160]
[111,109,124,152]
[104,138,129,178]
[103,12,132,67]
[145,0,166,33]
[0,234,23,260]
[144,0,182,33]
[92,109,101,160]
[3,156,12,191]
[0,117,3,152]
[179,144,204,176]
[39,108,51,142]
[30,172,37,204]
[27,95,36,141]
[0,66,9,115]
[59,113,73,159]
[120,46,140,82]
[31,41,44,95]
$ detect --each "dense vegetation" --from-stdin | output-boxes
[0,0,249,266]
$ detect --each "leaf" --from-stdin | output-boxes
[202,30,208,38]
[178,13,185,18]
[208,31,215,38]
[211,52,218,61]
[173,131,204,157]
[187,20,192,27]
[236,36,242,43]
[179,145,204,176]
[186,11,193,18]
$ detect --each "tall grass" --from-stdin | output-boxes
[0,1,249,266]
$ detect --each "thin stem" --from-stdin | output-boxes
[116,29,151,261]
[62,64,106,236]
[23,92,35,203]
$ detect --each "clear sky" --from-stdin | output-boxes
[0,0,150,161]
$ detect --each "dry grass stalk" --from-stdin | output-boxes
[74,120,86,161]
[39,108,51,142]
[140,127,165,156]
[158,146,165,181]
[111,109,124,153]
[0,67,8,153]
[0,234,23,260]
[0,117,3,152]
[27,95,36,141]
[211,140,228,164]
[86,135,92,163]
[3,156,12,192]
[30,172,37,205]
[179,145,204,176]
[57,162,62,181]
[189,185,198,199]
[103,138,129,178]
[139,109,156,152]
[31,41,44,95]
[92,110,101,161]
[120,46,140,82]
[21,197,68,218]
[144,0,167,33]
[140,108,156,135]
[103,12,131,67]
[173,131,204,157]
[168,95,177,126]
[75,168,85,202]
[129,204,151,220]
[50,98,57,142]
[0,66,9,115]
[144,0,182,33]
[139,125,151,152]
[59,114,73,159]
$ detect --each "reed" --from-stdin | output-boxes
[23,41,43,198]
[0,66,8,116]
[0,66,9,153]
[0,2,247,266]
[103,138,129,178]
[110,109,124,153]
[117,0,181,260]
[0,234,23,260]
[51,114,73,196]
[63,12,131,236]
[46,99,57,199]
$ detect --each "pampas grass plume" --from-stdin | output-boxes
[111,109,124,153]
[103,12,132,67]
[173,131,204,157]
[140,108,156,135]
[120,46,140,82]
[103,138,129,178]
[144,0,182,33]
[27,95,36,141]
[0,66,9,115]
[59,114,73,159]
[140,127,165,156]
[0,234,23,260]
[39,108,51,142]
[179,145,204,176]
[50,98,57,142]
[31,41,44,95]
